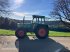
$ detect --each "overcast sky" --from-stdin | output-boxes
[9,0,55,20]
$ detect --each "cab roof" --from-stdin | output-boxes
[32,15,45,19]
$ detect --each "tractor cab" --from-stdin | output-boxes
[32,15,45,24]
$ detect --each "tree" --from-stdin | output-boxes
[0,0,10,16]
[0,16,5,28]
[50,0,70,28]
[9,20,17,30]
[4,17,9,29]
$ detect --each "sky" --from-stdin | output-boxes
[9,0,55,20]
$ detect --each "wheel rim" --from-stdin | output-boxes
[38,28,46,37]
[18,30,24,36]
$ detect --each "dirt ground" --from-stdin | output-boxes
[0,36,70,52]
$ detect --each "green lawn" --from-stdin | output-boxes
[0,29,70,36]
[49,31,70,37]
[0,29,15,36]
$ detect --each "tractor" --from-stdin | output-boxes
[15,15,49,39]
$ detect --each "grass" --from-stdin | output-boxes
[0,29,15,36]
[49,31,70,37]
[0,29,70,36]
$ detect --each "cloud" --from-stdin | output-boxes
[13,9,48,17]
[12,10,50,20]
[9,0,25,10]
[12,11,36,20]
[13,11,40,17]
[12,10,49,20]
[13,12,25,16]
[14,0,24,6]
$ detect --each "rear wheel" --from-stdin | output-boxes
[15,28,26,39]
[34,25,49,39]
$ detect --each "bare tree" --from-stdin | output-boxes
[0,0,10,16]
[50,0,70,28]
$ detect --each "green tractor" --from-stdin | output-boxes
[15,15,49,39]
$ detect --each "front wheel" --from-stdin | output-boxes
[15,28,26,39]
[34,25,49,39]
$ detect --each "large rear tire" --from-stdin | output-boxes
[34,25,49,39]
[15,28,26,39]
